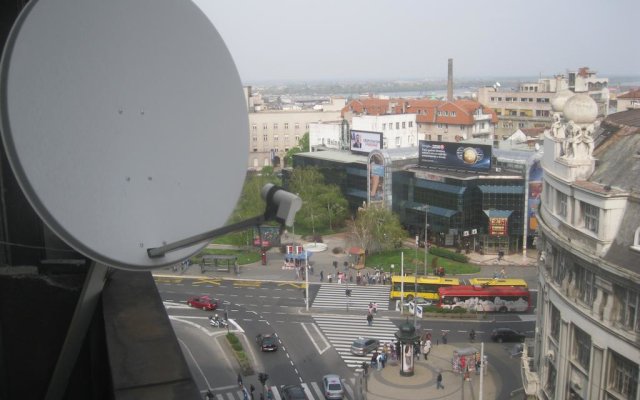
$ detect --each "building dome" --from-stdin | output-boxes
[563,93,598,124]
[550,90,573,112]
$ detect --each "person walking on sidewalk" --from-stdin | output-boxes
[366,311,373,326]
[237,373,243,388]
[320,270,324,282]
[436,371,444,390]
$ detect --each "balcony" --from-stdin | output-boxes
[473,114,491,121]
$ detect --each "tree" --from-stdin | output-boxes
[287,167,348,234]
[347,202,406,255]
[284,132,309,167]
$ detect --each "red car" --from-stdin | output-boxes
[187,295,218,311]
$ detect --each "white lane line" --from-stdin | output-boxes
[300,322,331,355]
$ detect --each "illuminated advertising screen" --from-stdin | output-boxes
[528,160,543,234]
[418,141,492,172]
[351,130,382,153]
[489,217,508,236]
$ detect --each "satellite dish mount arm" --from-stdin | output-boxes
[147,184,301,258]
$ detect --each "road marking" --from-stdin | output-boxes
[234,281,262,287]
[301,322,331,355]
[278,282,307,289]
[154,277,184,284]
[192,278,222,286]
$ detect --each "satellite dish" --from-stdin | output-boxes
[0,0,248,270]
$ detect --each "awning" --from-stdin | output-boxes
[286,251,313,260]
[478,185,523,194]
[483,210,513,218]
[404,202,458,218]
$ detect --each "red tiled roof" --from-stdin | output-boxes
[618,89,640,99]
[342,97,497,126]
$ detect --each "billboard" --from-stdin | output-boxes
[351,130,382,153]
[368,153,385,202]
[418,141,492,172]
[489,217,508,236]
[528,160,543,234]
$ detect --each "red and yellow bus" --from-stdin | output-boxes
[467,278,528,288]
[438,285,531,313]
[390,275,460,302]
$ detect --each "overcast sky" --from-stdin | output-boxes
[193,0,639,83]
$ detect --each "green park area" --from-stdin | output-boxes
[365,247,480,276]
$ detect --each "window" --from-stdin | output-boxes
[252,148,257,153]
[491,97,496,101]
[252,136,257,142]
[295,135,300,143]
[576,267,595,306]
[615,286,639,332]
[395,136,401,147]
[284,134,289,142]
[608,351,638,399]
[632,227,640,252]
[382,123,386,130]
[295,122,300,129]
[252,124,257,131]
[263,123,268,130]
[444,111,449,116]
[273,123,278,130]
[545,362,557,397]
[274,135,278,141]
[408,121,413,128]
[582,202,599,233]
[550,304,560,342]
[284,122,289,130]
[263,134,268,141]
[556,191,567,218]
[451,111,456,117]
[402,121,406,128]
[396,122,400,129]
[437,135,442,141]
[572,326,591,370]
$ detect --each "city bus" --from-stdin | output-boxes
[438,285,531,313]
[467,278,528,288]
[390,275,460,302]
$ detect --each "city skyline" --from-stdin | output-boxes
[194,0,639,83]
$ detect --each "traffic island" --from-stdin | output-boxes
[225,332,254,376]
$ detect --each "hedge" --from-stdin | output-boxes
[429,246,469,263]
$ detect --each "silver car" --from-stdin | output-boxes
[322,374,344,400]
[350,338,379,356]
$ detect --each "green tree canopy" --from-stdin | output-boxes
[284,132,309,167]
[347,202,406,255]
[287,167,348,234]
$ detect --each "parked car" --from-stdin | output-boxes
[256,333,278,352]
[491,328,526,343]
[322,374,344,400]
[280,385,308,400]
[187,295,217,311]
[350,338,379,356]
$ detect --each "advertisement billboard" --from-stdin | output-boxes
[368,153,385,202]
[418,141,492,172]
[489,217,508,236]
[351,130,382,153]
[528,160,543,234]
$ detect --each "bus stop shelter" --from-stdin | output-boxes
[201,254,238,273]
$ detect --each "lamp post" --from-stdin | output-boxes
[424,205,429,275]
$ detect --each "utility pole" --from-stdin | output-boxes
[479,342,484,400]
[400,253,404,314]
[305,249,309,311]
[424,205,428,275]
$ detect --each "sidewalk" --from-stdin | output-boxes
[363,343,496,400]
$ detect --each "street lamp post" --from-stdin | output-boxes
[424,205,428,276]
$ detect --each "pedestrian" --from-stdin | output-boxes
[237,373,243,388]
[259,394,264,400]
[205,389,214,400]
[376,352,383,370]
[250,384,255,400]
[320,270,324,282]
[436,371,444,389]
[441,330,448,345]
[423,339,431,360]
[366,311,373,326]
[500,267,506,278]
[380,351,387,368]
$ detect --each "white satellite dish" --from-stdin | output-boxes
[0,0,249,270]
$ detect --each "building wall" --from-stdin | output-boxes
[248,110,340,169]
[352,114,418,149]
[529,116,640,400]
[309,121,343,150]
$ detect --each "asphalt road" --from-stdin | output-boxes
[156,276,533,398]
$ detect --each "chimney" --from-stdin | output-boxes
[447,58,453,101]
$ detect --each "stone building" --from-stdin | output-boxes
[522,92,640,399]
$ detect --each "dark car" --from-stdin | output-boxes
[256,333,278,352]
[187,295,218,311]
[491,328,526,343]
[350,338,379,356]
[280,384,308,400]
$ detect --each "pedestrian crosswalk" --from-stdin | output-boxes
[206,379,355,400]
[313,314,398,369]
[311,283,390,310]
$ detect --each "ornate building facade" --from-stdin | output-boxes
[523,92,640,399]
